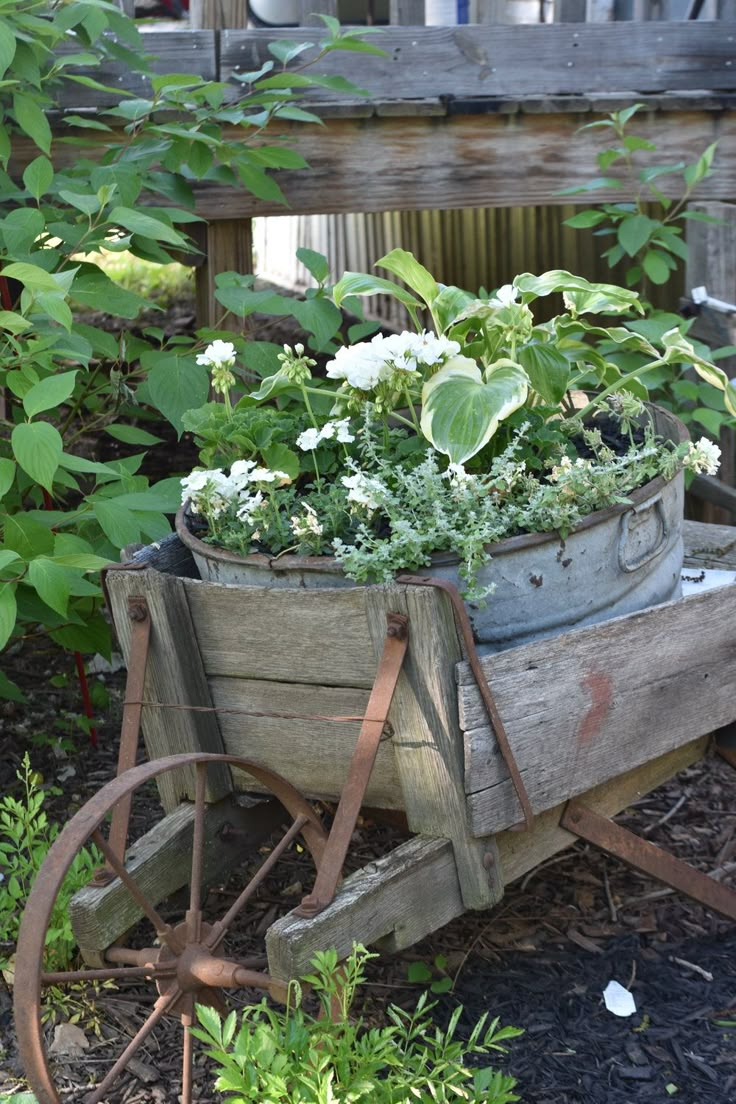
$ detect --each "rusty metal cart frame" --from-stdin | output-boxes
[14,519,736,1104]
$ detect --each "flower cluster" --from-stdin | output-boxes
[326,330,460,392]
[296,419,355,451]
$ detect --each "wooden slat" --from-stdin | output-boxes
[106,570,231,811]
[220,23,736,99]
[496,737,708,886]
[266,836,463,980]
[183,578,377,687]
[209,675,403,808]
[193,218,254,331]
[71,794,283,955]
[461,584,736,836]
[365,586,503,911]
[55,32,217,109]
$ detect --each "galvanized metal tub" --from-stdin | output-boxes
[176,407,687,653]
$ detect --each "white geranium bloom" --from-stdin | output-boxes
[342,472,385,511]
[228,459,258,492]
[296,427,322,451]
[181,468,229,509]
[236,491,263,522]
[251,467,291,485]
[489,284,519,309]
[684,437,721,476]
[333,418,355,443]
[196,339,236,368]
[325,343,390,391]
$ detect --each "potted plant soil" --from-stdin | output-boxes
[176,252,732,651]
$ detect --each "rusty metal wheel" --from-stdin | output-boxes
[14,752,329,1104]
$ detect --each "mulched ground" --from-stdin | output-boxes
[1,640,734,1103]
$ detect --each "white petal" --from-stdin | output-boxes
[602,980,636,1018]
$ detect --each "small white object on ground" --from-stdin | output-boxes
[48,1022,90,1057]
[602,979,637,1017]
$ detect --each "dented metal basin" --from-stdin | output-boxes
[176,407,686,654]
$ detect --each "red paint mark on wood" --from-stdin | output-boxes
[577,670,613,747]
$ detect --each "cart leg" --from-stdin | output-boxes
[560,799,736,922]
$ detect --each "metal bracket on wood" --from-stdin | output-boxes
[560,799,736,923]
[91,596,152,887]
[297,612,410,918]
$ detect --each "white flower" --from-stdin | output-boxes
[196,340,236,368]
[325,343,391,391]
[489,284,519,309]
[341,471,386,511]
[684,437,721,476]
[333,418,355,443]
[296,427,323,451]
[236,490,263,522]
[290,504,324,539]
[446,462,470,485]
[228,459,258,492]
[251,467,291,485]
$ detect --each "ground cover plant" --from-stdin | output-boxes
[192,945,522,1104]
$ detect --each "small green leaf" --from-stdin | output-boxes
[22,155,53,201]
[13,91,52,155]
[618,214,659,258]
[407,962,433,983]
[642,249,672,285]
[0,668,27,703]
[27,557,71,617]
[109,207,189,248]
[332,272,422,312]
[0,581,17,650]
[0,457,15,499]
[91,498,141,548]
[297,247,330,284]
[376,248,439,309]
[2,262,60,292]
[0,310,31,335]
[564,210,608,228]
[23,371,78,418]
[11,421,63,492]
[0,18,17,79]
[105,424,164,446]
[517,342,571,405]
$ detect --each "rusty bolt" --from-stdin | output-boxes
[483,851,496,869]
[128,599,148,622]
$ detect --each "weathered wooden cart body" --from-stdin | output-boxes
[70,519,736,982]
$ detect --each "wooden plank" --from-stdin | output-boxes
[496,737,708,886]
[55,32,217,109]
[106,570,231,812]
[71,794,283,954]
[682,518,736,568]
[460,584,736,836]
[12,103,736,217]
[183,578,378,688]
[190,0,249,29]
[193,218,254,329]
[266,836,463,980]
[220,24,736,99]
[209,675,404,808]
[390,0,426,22]
[365,585,503,911]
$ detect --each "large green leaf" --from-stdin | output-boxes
[0,18,17,80]
[71,269,148,319]
[517,342,571,405]
[661,330,736,416]
[27,556,71,617]
[2,261,60,292]
[23,370,78,418]
[0,457,15,500]
[143,352,209,433]
[514,270,642,315]
[332,272,422,312]
[376,249,439,309]
[0,581,17,650]
[617,214,658,257]
[420,356,529,465]
[91,498,142,548]
[2,514,54,558]
[13,91,52,155]
[109,206,189,248]
[11,421,63,491]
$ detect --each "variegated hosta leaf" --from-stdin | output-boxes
[513,270,643,315]
[420,356,529,465]
[661,330,736,417]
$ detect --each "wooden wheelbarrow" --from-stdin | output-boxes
[14,519,736,1104]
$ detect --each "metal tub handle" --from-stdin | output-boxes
[617,491,669,573]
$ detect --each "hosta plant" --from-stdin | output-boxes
[180,251,734,598]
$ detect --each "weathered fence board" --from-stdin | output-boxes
[220,23,736,99]
[460,584,736,836]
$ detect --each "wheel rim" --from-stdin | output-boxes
[14,752,328,1104]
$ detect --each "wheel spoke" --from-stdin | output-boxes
[91,828,184,954]
[85,986,181,1104]
[41,965,168,985]
[187,762,208,942]
[181,1002,194,1104]
[208,814,309,952]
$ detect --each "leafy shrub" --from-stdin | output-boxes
[192,945,522,1103]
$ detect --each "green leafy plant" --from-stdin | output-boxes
[0,752,100,971]
[560,102,717,291]
[192,944,522,1103]
[0,1,383,696]
[407,953,453,994]
[180,251,732,596]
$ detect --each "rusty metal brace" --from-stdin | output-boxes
[90,593,152,886]
[297,612,410,917]
[561,799,736,923]
[397,573,534,832]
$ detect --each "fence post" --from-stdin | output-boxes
[390,0,427,21]
[190,0,249,28]
[685,201,736,523]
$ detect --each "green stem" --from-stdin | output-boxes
[403,388,422,434]
[576,356,666,421]
[300,383,318,428]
